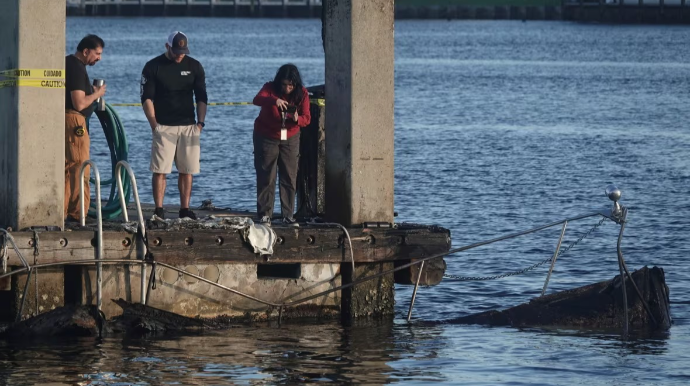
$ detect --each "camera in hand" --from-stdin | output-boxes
[285,105,297,114]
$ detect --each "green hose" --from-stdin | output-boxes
[88,103,131,220]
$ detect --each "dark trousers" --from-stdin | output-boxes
[254,132,300,218]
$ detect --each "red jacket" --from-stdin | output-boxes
[253,82,311,139]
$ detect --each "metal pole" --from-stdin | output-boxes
[79,160,103,313]
[406,260,425,322]
[145,262,156,305]
[115,161,145,231]
[96,182,103,314]
[16,268,33,322]
[115,161,147,304]
[541,221,567,296]
[115,162,129,222]
[34,267,38,315]
[616,208,629,337]
[139,243,147,304]
[617,254,629,337]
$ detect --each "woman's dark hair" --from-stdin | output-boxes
[76,34,105,52]
[272,64,304,105]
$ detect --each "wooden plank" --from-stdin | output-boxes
[5,231,137,265]
[4,225,450,265]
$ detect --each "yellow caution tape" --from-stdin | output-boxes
[109,103,143,107]
[110,99,326,107]
[0,79,65,89]
[0,69,64,79]
[209,101,252,106]
[110,102,252,107]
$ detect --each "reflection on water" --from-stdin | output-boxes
[0,320,451,385]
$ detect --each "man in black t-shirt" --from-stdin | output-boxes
[140,31,208,220]
[65,34,106,222]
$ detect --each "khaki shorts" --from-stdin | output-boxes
[150,124,201,174]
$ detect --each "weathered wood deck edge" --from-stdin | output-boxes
[5,224,451,265]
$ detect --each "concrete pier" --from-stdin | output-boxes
[0,0,451,326]
[0,0,66,230]
[3,212,450,321]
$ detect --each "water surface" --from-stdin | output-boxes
[3,18,690,385]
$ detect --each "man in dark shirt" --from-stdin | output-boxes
[141,31,207,220]
[65,34,106,222]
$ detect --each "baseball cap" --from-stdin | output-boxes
[167,31,190,55]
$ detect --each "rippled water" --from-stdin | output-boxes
[2,18,689,385]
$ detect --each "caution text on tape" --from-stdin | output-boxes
[0,69,64,79]
[0,79,65,89]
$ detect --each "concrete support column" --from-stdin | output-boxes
[324,0,395,227]
[341,262,395,323]
[0,0,65,230]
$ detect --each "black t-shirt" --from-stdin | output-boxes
[65,54,95,116]
[140,54,208,126]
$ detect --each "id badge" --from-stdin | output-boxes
[280,128,287,141]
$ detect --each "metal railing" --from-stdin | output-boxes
[404,184,642,337]
[114,161,148,305]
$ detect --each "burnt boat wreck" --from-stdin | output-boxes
[2,299,239,338]
[443,266,672,332]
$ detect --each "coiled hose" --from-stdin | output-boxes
[88,103,131,220]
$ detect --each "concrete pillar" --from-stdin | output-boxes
[0,0,65,230]
[341,262,395,323]
[324,0,395,227]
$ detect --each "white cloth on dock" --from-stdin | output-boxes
[247,221,277,255]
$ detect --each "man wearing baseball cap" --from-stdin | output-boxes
[140,31,208,220]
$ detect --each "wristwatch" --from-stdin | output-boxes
[197,122,205,128]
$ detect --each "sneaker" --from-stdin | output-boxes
[153,207,165,219]
[258,215,272,226]
[179,208,197,220]
[282,217,299,227]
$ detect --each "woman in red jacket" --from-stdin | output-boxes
[252,64,311,226]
